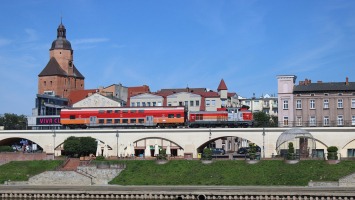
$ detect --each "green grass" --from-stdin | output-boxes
[108,160,355,186]
[1,160,355,186]
[0,160,63,184]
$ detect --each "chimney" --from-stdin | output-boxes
[346,77,349,85]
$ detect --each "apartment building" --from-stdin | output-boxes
[239,94,278,116]
[277,75,355,127]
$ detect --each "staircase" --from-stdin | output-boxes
[61,158,80,171]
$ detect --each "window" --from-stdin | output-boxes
[352,116,355,126]
[190,101,194,106]
[323,116,329,126]
[196,100,200,106]
[147,102,151,107]
[283,116,289,126]
[310,116,316,126]
[352,99,355,108]
[107,110,112,114]
[115,110,120,113]
[130,119,136,123]
[153,102,156,106]
[211,100,216,106]
[296,100,302,109]
[70,115,75,119]
[130,110,136,113]
[296,116,302,126]
[348,149,355,157]
[157,101,162,106]
[337,99,343,108]
[98,119,104,124]
[168,114,174,118]
[114,119,120,123]
[185,101,188,106]
[177,114,181,118]
[206,100,210,107]
[123,110,128,113]
[107,119,112,124]
[142,102,146,107]
[99,110,105,113]
[137,102,140,107]
[122,119,128,123]
[310,100,315,109]
[323,99,329,109]
[168,103,172,106]
[337,115,343,126]
[138,110,144,113]
[283,100,288,110]
[131,102,135,107]
[44,81,46,86]
[138,119,144,123]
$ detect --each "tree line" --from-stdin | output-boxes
[0,113,28,130]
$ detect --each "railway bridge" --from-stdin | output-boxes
[0,127,355,159]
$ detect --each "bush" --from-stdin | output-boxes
[96,156,105,161]
[327,146,338,160]
[287,142,296,160]
[0,146,13,152]
[157,149,167,160]
[201,148,212,160]
[249,143,257,160]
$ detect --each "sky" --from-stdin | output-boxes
[1,0,355,116]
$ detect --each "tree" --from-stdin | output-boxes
[201,148,212,160]
[287,142,296,160]
[63,136,97,157]
[0,113,28,130]
[253,111,278,127]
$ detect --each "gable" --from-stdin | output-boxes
[73,93,121,107]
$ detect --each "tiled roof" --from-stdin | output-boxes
[38,57,66,76]
[38,57,84,79]
[159,88,206,93]
[294,82,355,93]
[67,89,97,105]
[217,79,228,90]
[194,91,220,98]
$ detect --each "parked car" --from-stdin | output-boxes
[212,148,225,155]
[237,146,261,154]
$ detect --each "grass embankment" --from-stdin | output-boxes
[109,160,355,186]
[1,160,355,186]
[0,160,63,184]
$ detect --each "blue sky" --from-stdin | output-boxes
[1,0,355,116]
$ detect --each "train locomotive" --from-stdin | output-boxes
[60,106,253,129]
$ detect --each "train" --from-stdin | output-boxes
[60,106,253,129]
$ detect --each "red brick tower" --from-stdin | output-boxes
[38,21,84,98]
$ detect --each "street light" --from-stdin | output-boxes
[116,130,119,157]
[52,128,56,158]
[262,127,265,159]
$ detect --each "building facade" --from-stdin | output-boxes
[240,94,278,116]
[278,75,355,127]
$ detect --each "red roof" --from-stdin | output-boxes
[127,85,150,98]
[217,79,228,91]
[67,89,97,106]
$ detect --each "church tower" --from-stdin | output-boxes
[38,21,84,98]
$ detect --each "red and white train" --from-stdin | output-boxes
[60,106,253,129]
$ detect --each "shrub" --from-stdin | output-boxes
[327,146,338,160]
[249,143,257,160]
[96,156,105,161]
[0,146,13,152]
[157,149,167,160]
[201,148,212,160]
[287,142,296,160]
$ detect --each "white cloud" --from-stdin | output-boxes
[72,38,109,45]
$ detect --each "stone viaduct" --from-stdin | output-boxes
[0,127,355,158]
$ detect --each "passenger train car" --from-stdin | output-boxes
[189,107,253,128]
[60,106,253,129]
[60,106,186,129]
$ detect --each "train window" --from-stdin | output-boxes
[138,119,144,123]
[138,110,144,113]
[168,114,174,118]
[177,114,181,118]
[98,119,104,124]
[130,119,137,123]
[99,110,105,114]
[122,119,128,123]
[131,110,136,113]
[107,119,113,124]
[114,110,120,113]
[107,110,112,114]
[196,114,203,120]
[123,110,128,113]
[114,119,120,123]
[70,115,75,119]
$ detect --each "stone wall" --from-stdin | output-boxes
[26,166,123,186]
[0,152,52,165]
[339,172,355,187]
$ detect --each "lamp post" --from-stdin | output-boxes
[116,130,119,157]
[262,127,265,159]
[52,128,56,158]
